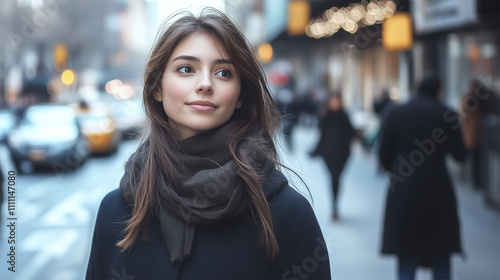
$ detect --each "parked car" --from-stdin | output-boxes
[0,110,15,142]
[74,102,121,154]
[7,104,90,174]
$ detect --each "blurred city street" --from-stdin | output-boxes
[0,0,499,279]
[0,124,499,280]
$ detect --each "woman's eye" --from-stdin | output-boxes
[178,66,193,74]
[216,69,232,78]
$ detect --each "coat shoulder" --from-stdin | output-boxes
[269,184,318,234]
[99,189,129,216]
[94,189,131,238]
[270,185,313,215]
[264,169,313,216]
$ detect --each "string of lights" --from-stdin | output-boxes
[305,0,397,39]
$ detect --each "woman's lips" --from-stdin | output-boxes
[187,100,218,111]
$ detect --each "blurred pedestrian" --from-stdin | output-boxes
[12,97,28,125]
[311,92,354,221]
[363,88,395,150]
[296,89,322,127]
[86,8,330,280]
[275,88,298,151]
[378,74,467,280]
[460,77,499,189]
[373,88,394,116]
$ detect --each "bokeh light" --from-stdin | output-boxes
[306,0,397,39]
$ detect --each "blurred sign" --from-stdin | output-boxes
[412,0,477,34]
[54,43,68,72]
[382,12,413,51]
[288,0,310,35]
[265,0,288,41]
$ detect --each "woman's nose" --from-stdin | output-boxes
[196,73,213,94]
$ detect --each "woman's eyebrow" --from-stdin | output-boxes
[214,58,233,65]
[172,55,199,62]
[172,55,233,65]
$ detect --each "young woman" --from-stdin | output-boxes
[311,93,354,221]
[86,8,330,280]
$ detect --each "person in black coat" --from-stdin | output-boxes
[311,93,354,220]
[86,8,330,280]
[378,74,467,280]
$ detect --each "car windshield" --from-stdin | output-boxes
[77,112,108,124]
[77,112,108,121]
[22,106,76,126]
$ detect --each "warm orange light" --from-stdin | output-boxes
[258,43,273,63]
[61,69,76,86]
[54,43,68,72]
[288,0,310,35]
[382,12,413,51]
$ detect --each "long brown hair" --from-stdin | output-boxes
[117,8,283,259]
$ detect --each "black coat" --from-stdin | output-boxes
[86,169,331,280]
[378,95,467,260]
[313,110,354,167]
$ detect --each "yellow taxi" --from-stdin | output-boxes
[72,102,121,154]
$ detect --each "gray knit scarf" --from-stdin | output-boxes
[120,124,273,262]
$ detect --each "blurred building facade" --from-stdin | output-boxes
[412,0,499,107]
[246,0,499,112]
[0,0,152,108]
[256,0,410,112]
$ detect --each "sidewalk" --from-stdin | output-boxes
[282,125,500,280]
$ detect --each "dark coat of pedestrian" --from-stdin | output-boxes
[378,75,467,280]
[312,94,354,220]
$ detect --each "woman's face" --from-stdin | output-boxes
[157,33,242,139]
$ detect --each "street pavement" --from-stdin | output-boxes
[0,140,139,280]
[0,124,498,280]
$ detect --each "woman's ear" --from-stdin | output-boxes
[236,100,243,109]
[154,91,162,102]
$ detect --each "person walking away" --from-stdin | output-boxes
[311,93,354,221]
[378,74,467,280]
